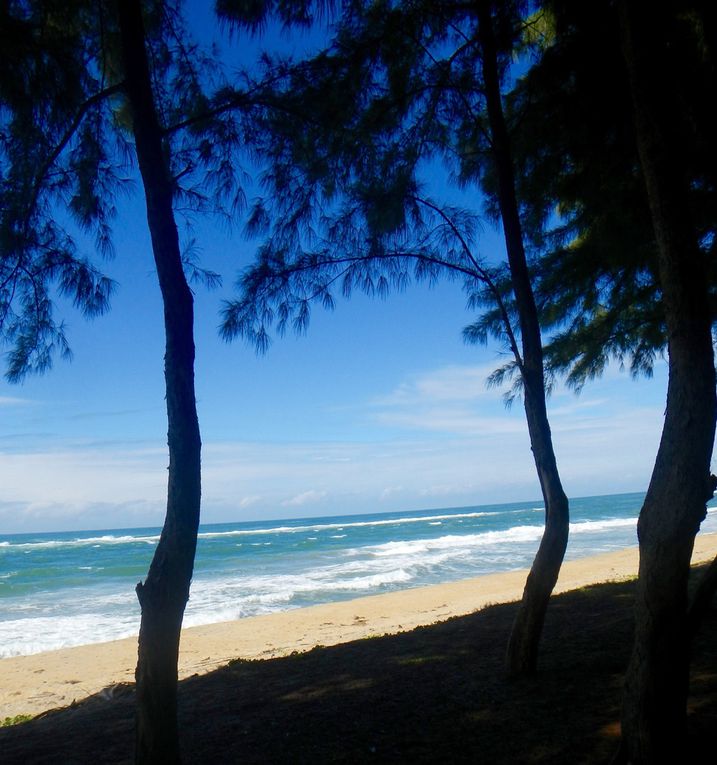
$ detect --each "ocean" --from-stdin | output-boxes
[2,492,716,659]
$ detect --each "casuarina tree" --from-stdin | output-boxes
[491,2,717,755]
[1,1,245,760]
[617,2,716,761]
[476,7,717,750]
[116,3,203,760]
[0,0,116,379]
[220,0,568,675]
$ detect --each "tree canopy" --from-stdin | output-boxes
[0,1,116,380]
[219,0,573,677]
[3,0,716,760]
[220,0,717,756]
[0,0,248,382]
[2,1,252,760]
[514,0,716,389]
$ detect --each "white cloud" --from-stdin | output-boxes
[379,485,404,501]
[0,360,681,533]
[0,395,34,407]
[0,498,166,534]
[281,489,328,507]
[546,397,609,417]
[238,495,262,508]
[374,407,526,435]
[0,443,167,507]
[0,420,666,533]
[368,363,521,435]
[372,363,503,407]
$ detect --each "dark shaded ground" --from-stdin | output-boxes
[1,573,715,764]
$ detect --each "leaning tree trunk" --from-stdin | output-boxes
[618,2,717,762]
[476,0,570,677]
[117,2,202,763]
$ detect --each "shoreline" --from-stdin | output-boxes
[3,532,717,719]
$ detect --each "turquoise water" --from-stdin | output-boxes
[1,492,715,657]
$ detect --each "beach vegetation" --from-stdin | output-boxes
[219,0,570,682]
[218,1,717,757]
[0,714,33,728]
[0,1,117,381]
[479,1,717,759]
[612,4,716,761]
[3,0,716,762]
[3,1,242,761]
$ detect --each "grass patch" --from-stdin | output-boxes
[1,715,33,728]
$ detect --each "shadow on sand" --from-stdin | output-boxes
[1,573,715,764]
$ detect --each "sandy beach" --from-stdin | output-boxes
[3,533,717,720]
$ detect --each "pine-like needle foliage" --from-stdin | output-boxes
[220,0,529,380]
[0,0,259,381]
[0,1,118,380]
[220,0,716,400]
[501,0,716,389]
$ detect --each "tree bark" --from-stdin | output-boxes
[116,2,202,762]
[618,2,717,762]
[688,553,717,639]
[476,0,570,677]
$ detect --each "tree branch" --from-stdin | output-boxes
[410,194,524,368]
[27,82,125,222]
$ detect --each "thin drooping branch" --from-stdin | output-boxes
[161,68,318,138]
[411,194,523,367]
[27,82,124,223]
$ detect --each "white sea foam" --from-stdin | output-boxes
[357,517,636,559]
[1,534,159,552]
[1,509,684,658]
[364,526,545,559]
[196,510,502,540]
[182,528,539,627]
[571,517,636,533]
[0,497,657,657]
[0,507,535,553]
[0,613,139,658]
[181,564,418,629]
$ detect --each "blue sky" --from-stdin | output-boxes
[0,5,677,533]
[0,186,671,533]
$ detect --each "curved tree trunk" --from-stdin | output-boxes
[117,2,202,762]
[476,0,570,677]
[618,2,717,761]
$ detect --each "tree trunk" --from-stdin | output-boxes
[686,475,717,639]
[476,0,570,677]
[688,553,717,639]
[618,2,717,762]
[117,2,202,763]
